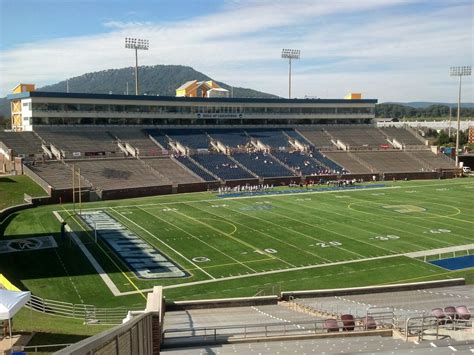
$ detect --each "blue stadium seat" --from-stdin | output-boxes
[192,154,255,180]
[272,151,328,176]
[175,156,217,181]
[246,128,290,149]
[206,129,250,148]
[163,129,210,150]
[232,152,295,177]
[311,150,345,173]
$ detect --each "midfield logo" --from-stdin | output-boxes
[0,236,58,254]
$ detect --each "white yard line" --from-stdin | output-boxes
[109,207,216,280]
[115,241,474,296]
[52,211,121,297]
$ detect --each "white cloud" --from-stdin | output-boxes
[0,0,472,101]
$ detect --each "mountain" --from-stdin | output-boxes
[0,65,278,121]
[39,65,278,99]
[384,102,474,109]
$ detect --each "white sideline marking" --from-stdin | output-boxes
[448,346,457,352]
[53,180,474,214]
[52,211,121,297]
[430,342,437,348]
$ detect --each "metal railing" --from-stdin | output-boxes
[54,312,158,355]
[163,315,393,344]
[27,294,144,324]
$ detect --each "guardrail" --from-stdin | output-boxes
[54,312,159,355]
[163,315,393,345]
[27,294,144,324]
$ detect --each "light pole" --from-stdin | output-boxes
[450,66,471,167]
[281,49,300,99]
[125,37,149,95]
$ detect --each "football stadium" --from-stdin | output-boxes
[0,78,473,354]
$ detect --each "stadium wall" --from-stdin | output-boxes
[177,181,220,193]
[167,296,279,311]
[280,278,465,300]
[100,185,173,200]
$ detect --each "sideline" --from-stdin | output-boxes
[115,242,474,296]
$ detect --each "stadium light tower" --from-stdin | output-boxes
[125,37,149,95]
[450,66,471,167]
[281,48,301,99]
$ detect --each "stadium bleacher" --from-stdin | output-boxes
[73,158,171,190]
[163,129,210,150]
[146,129,170,149]
[206,128,250,148]
[297,128,335,149]
[272,151,328,176]
[380,126,426,146]
[27,161,91,190]
[142,157,204,184]
[324,126,390,149]
[0,131,43,158]
[108,128,164,156]
[409,150,454,170]
[246,128,291,149]
[35,127,123,157]
[191,153,255,180]
[232,152,295,177]
[175,155,217,181]
[324,151,372,174]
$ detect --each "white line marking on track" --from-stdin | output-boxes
[430,342,437,348]
[448,346,457,351]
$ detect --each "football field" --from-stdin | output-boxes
[1,178,473,305]
[61,178,474,300]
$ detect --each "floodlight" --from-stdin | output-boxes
[281,48,301,98]
[125,37,150,94]
[450,66,471,167]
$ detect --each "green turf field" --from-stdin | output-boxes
[0,175,47,210]
[1,178,473,308]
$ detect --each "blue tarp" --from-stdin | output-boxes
[430,255,474,271]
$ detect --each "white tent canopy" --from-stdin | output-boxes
[0,289,31,320]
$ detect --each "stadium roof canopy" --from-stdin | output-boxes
[7,91,378,104]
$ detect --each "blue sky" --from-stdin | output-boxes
[0,0,472,101]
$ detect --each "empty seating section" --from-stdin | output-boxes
[0,132,43,157]
[163,129,210,150]
[284,129,313,145]
[74,159,170,190]
[324,126,389,148]
[108,128,163,156]
[232,152,295,177]
[311,151,345,173]
[381,127,425,145]
[246,129,290,149]
[146,129,170,149]
[207,129,249,148]
[142,158,204,184]
[175,156,216,181]
[298,129,335,149]
[351,151,427,172]
[324,152,372,174]
[409,151,454,170]
[35,127,122,156]
[272,151,328,176]
[27,162,91,190]
[192,154,255,180]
